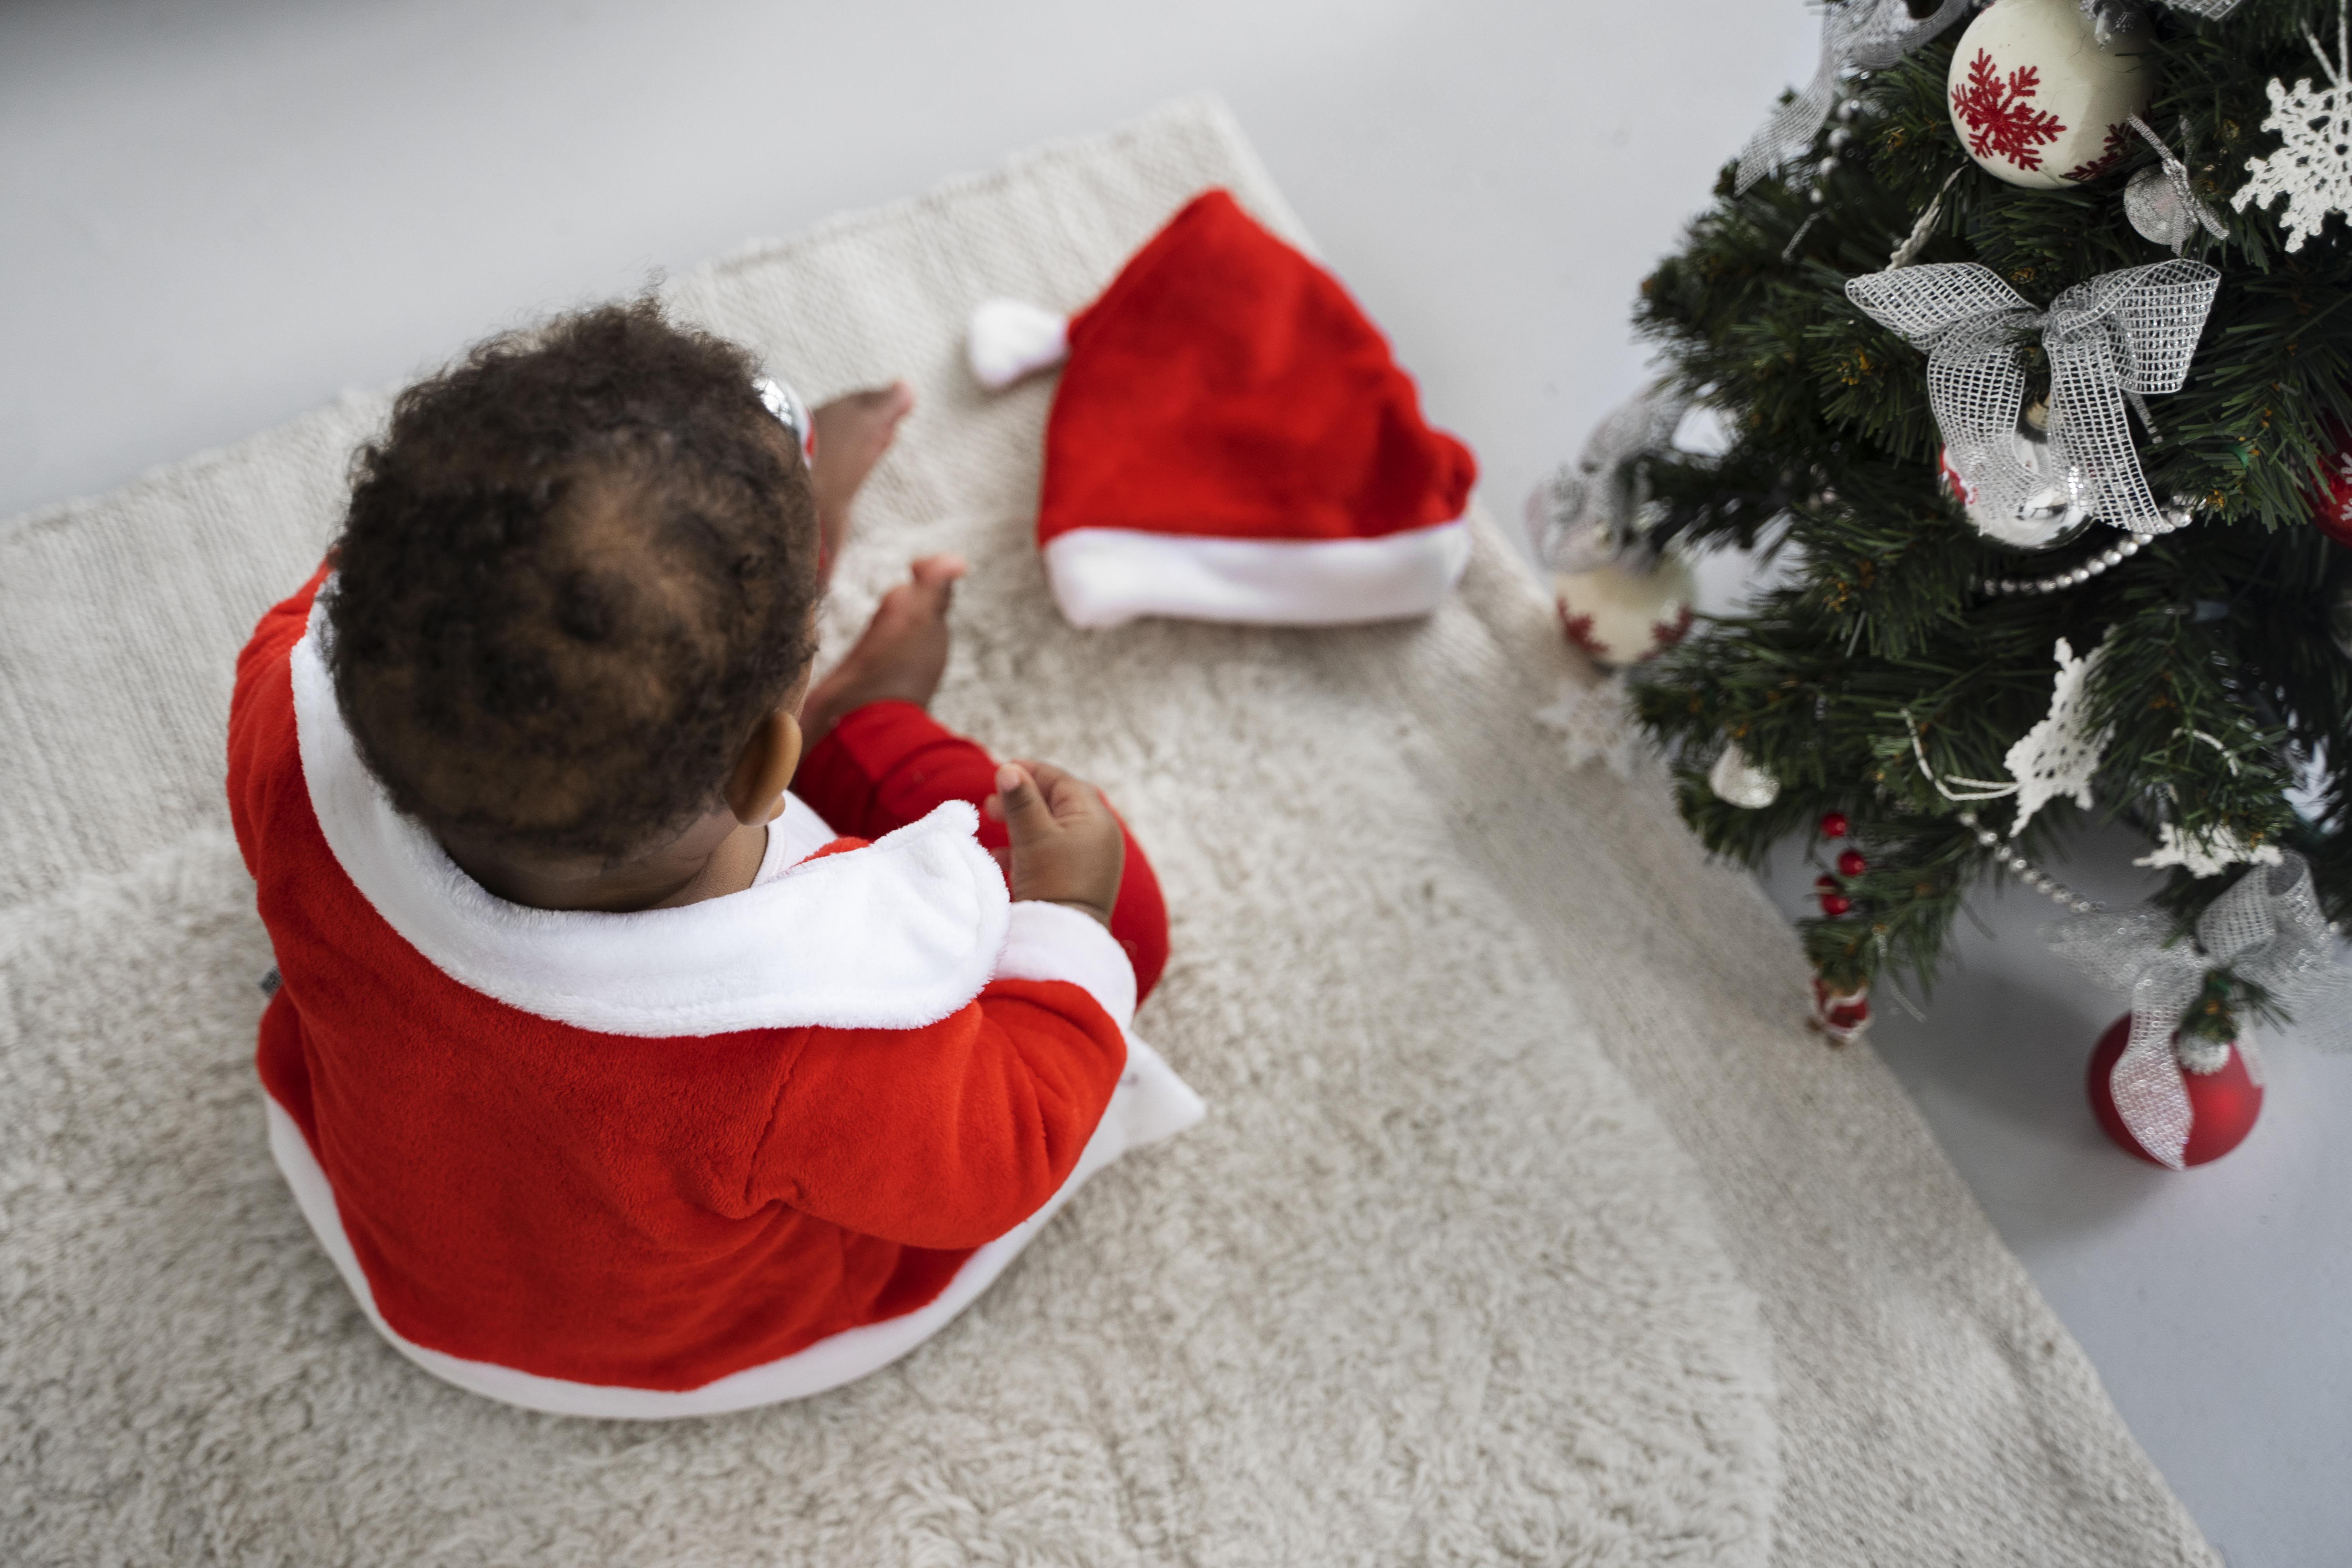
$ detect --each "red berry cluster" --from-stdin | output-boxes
[1815,811,1864,916]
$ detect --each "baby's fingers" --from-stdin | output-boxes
[991,762,1061,843]
[1009,759,1103,826]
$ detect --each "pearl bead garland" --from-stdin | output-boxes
[1977,501,2194,598]
[1957,809,2102,915]
[1983,533,2142,597]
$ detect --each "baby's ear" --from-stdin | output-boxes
[724,710,804,827]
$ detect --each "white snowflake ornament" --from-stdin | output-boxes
[2232,7,2352,253]
[2004,636,2112,837]
[2134,820,2285,878]
[1536,672,1655,782]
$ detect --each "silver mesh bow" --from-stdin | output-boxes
[1526,385,1691,575]
[1846,260,2220,535]
[1734,0,1973,195]
[2045,853,2352,1167]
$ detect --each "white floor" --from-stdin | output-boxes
[5,2,2343,1561]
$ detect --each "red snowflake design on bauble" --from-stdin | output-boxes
[2063,122,2131,184]
[1559,606,1606,660]
[1951,49,2066,172]
[1651,604,1695,650]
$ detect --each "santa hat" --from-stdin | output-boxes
[967,189,1477,630]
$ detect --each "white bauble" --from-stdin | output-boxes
[1708,742,1781,809]
[1946,0,2152,190]
[1554,550,1696,667]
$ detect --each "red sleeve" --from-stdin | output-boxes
[748,978,1127,1249]
[228,564,333,878]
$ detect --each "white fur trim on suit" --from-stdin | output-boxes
[966,297,1070,389]
[267,1027,1200,1419]
[996,902,1206,1148]
[1042,517,1472,630]
[290,590,1014,1036]
[997,901,1136,1031]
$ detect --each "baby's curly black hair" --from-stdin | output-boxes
[327,297,819,864]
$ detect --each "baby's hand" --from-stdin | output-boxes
[984,760,1123,927]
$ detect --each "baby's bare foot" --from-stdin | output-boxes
[811,382,916,577]
[801,554,967,741]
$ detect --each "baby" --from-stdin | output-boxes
[228,299,1199,1417]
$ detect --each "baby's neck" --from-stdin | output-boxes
[438,817,769,913]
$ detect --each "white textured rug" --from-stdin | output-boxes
[0,98,2210,1566]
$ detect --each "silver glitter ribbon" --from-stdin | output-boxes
[2122,115,2229,252]
[2045,853,2352,1168]
[1734,0,1973,196]
[2083,0,2241,32]
[1525,385,1691,575]
[1845,260,2220,534]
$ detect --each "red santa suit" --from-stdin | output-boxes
[229,571,1203,1419]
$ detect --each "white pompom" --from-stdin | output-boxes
[966,298,1069,390]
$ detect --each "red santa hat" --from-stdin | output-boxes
[967,189,1478,630]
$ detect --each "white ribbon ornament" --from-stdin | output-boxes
[1734,0,1973,195]
[1846,260,2220,535]
[2045,853,2352,1168]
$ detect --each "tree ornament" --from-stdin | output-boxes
[1957,808,2102,913]
[1837,848,1869,877]
[2078,0,2250,44]
[2085,1013,2262,1166]
[1708,739,1782,807]
[1933,405,2095,551]
[2133,819,2283,878]
[1815,875,1853,918]
[2045,853,2352,1167]
[1531,386,1703,666]
[1946,0,2152,190]
[1535,670,1654,781]
[1809,977,1872,1045]
[1527,385,1690,575]
[1820,811,1851,838]
[2312,434,2352,546]
[2111,0,2241,21]
[2230,4,2352,254]
[1555,553,1697,666]
[1735,0,1974,195]
[2003,636,2112,837]
[2120,114,2230,252]
[1847,260,2219,535]
[1978,532,2147,596]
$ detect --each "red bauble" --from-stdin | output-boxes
[1820,811,1850,838]
[2313,432,2352,548]
[1836,849,1869,877]
[2086,1013,2264,1167]
[1819,892,1853,916]
[1810,977,1871,1045]
[1814,874,1838,891]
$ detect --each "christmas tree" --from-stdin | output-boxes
[1591,0,2352,1029]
